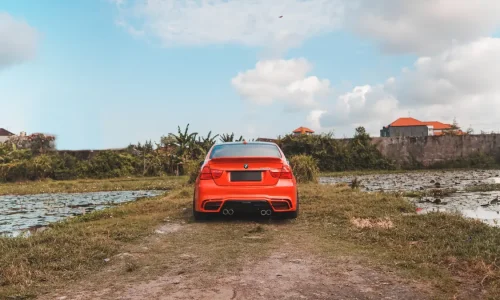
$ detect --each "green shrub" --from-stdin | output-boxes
[184,160,202,184]
[86,151,136,178]
[0,162,30,182]
[289,155,319,183]
[278,127,395,172]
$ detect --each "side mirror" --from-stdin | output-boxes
[199,160,204,167]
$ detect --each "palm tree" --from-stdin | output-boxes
[220,133,244,142]
[165,124,199,174]
[198,131,219,152]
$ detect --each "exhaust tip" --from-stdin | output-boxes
[260,209,272,216]
[228,209,234,216]
[222,209,229,215]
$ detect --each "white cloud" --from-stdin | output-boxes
[347,0,500,55]
[307,110,327,131]
[0,12,39,69]
[318,37,500,136]
[231,58,331,109]
[112,0,344,53]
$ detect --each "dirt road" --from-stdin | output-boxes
[42,220,430,300]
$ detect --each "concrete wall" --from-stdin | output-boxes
[388,125,431,137]
[371,134,500,166]
[56,149,128,160]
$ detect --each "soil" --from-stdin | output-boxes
[41,222,431,300]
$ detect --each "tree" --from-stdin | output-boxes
[219,133,243,142]
[466,126,474,135]
[443,118,462,136]
[198,131,219,152]
[167,124,199,161]
[8,133,55,155]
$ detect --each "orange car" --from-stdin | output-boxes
[193,141,298,220]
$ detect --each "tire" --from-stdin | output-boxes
[288,191,299,219]
[193,196,209,221]
[278,190,299,219]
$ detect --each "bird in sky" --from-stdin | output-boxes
[279,16,283,18]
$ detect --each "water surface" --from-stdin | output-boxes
[320,170,500,227]
[0,190,164,237]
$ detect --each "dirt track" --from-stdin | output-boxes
[42,221,430,300]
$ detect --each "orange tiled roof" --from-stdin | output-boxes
[293,126,315,133]
[434,130,464,136]
[422,121,452,130]
[389,118,425,127]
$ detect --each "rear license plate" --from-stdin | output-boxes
[230,171,262,182]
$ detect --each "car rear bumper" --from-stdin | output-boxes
[195,181,297,213]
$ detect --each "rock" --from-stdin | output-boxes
[104,258,110,262]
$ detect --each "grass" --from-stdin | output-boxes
[0,176,185,196]
[465,184,500,193]
[318,169,442,178]
[1,178,499,298]
[403,188,458,198]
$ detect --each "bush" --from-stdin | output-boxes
[86,151,136,178]
[289,155,319,183]
[277,127,395,172]
[184,160,202,184]
[0,162,30,182]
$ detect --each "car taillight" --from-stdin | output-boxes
[270,166,293,179]
[280,166,293,179]
[211,169,223,179]
[200,166,223,180]
[200,166,212,180]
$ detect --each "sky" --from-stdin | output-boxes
[1,0,500,149]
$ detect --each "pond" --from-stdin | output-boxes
[0,190,165,237]
[320,169,500,227]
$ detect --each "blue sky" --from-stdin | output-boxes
[2,0,500,149]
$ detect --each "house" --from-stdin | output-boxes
[293,126,315,136]
[380,118,462,137]
[0,128,14,143]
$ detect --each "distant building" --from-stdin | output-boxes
[381,118,462,137]
[0,128,14,143]
[293,126,315,136]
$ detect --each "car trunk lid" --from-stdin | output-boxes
[208,157,283,186]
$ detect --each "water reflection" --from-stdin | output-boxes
[0,190,164,237]
[320,170,500,227]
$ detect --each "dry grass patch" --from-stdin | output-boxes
[0,176,184,195]
[350,217,394,229]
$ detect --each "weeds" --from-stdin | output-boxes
[465,184,500,193]
[350,177,362,189]
[289,155,319,183]
[403,188,458,198]
[0,177,184,196]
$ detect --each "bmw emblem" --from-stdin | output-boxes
[243,164,248,169]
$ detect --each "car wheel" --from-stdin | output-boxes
[192,196,208,221]
[278,191,299,219]
[288,192,299,219]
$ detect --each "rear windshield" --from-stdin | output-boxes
[209,143,282,159]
